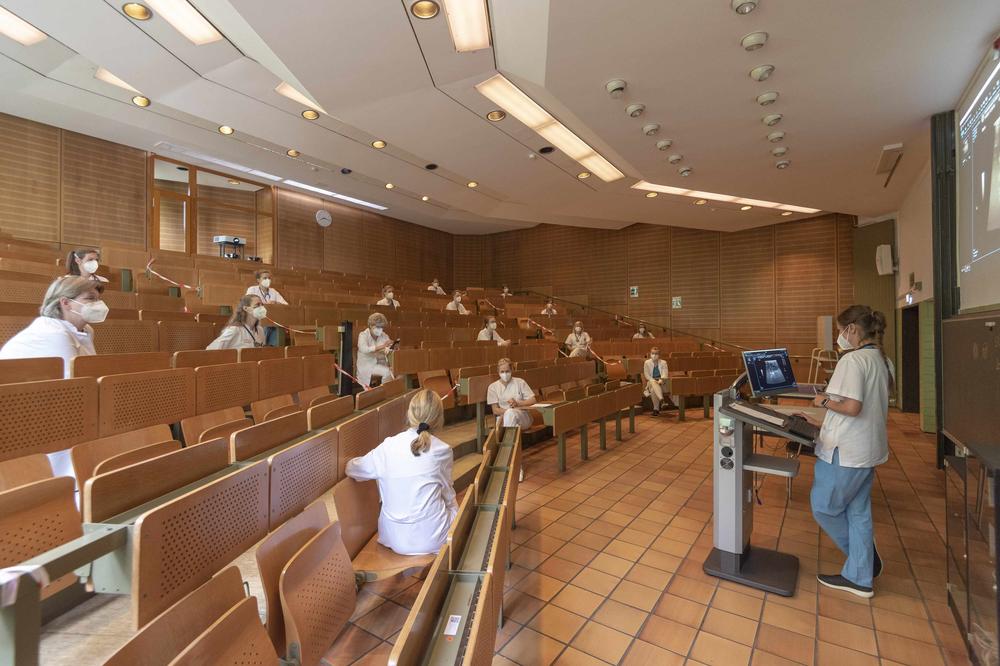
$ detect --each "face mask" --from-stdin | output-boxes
[454,296,461,303]
[260,278,271,288]
[500,371,512,382]
[488,322,497,330]
[373,326,384,337]
[639,328,646,334]
[385,292,394,300]
[251,306,267,320]
[71,299,109,324]
[651,354,659,361]
[81,259,99,275]
[837,331,854,351]
[432,282,438,286]
[574,327,582,334]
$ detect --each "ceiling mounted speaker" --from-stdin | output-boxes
[626,103,645,118]
[642,123,660,136]
[771,146,788,157]
[762,113,783,126]
[656,139,673,150]
[749,64,775,82]
[767,131,785,143]
[605,79,627,98]
[756,91,779,106]
[732,0,758,14]
[668,154,683,164]
[741,31,768,51]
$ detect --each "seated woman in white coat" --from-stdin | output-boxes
[64,248,109,283]
[444,290,469,315]
[427,278,446,295]
[477,316,509,346]
[565,321,592,358]
[376,285,400,310]
[357,312,395,388]
[633,322,655,339]
[487,359,537,429]
[245,270,288,305]
[0,276,109,480]
[345,389,457,555]
[643,347,670,416]
[540,299,557,316]
[207,295,266,350]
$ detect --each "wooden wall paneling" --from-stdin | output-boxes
[452,235,483,288]
[0,114,60,242]
[362,212,395,281]
[774,215,839,356]
[322,202,365,275]
[836,214,855,312]
[390,218,421,281]
[586,228,628,312]
[625,224,671,330]
[196,185,255,257]
[669,227,721,340]
[255,188,274,264]
[275,189,323,270]
[720,226,775,348]
[61,130,146,248]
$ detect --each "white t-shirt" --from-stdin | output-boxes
[487,377,535,407]
[815,347,894,468]
[0,316,96,378]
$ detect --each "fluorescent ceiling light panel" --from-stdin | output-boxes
[275,81,327,115]
[0,6,46,46]
[476,73,624,182]
[94,67,140,93]
[442,0,490,52]
[632,181,820,213]
[145,0,223,45]
[283,180,388,211]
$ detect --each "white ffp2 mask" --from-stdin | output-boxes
[500,371,512,382]
[260,278,272,288]
[81,259,100,275]
[71,299,109,323]
[837,332,854,351]
[252,306,268,320]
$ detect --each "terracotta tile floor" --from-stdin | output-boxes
[482,409,971,666]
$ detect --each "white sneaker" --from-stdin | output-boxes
[518,467,525,482]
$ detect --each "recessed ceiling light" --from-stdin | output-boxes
[421,195,430,201]
[757,91,779,106]
[762,113,783,126]
[144,0,222,45]
[385,183,395,189]
[741,31,768,51]
[467,181,478,188]
[656,140,673,151]
[122,3,152,20]
[372,140,387,149]
[538,146,555,154]
[771,146,788,157]
[645,192,658,198]
[301,109,319,120]
[767,131,785,143]
[486,110,506,122]
[577,171,591,179]
[286,149,300,157]
[678,167,693,177]
[740,205,753,211]
[775,160,791,169]
[131,95,151,107]
[749,64,775,82]
[218,125,234,135]
[631,180,820,214]
[227,178,240,185]
[694,199,707,205]
[441,0,491,52]
[781,211,793,216]
[411,1,440,18]
[95,67,139,92]
[668,154,683,165]
[731,0,758,14]
[425,163,438,170]
[0,6,47,45]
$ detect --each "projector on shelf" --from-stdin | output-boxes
[213,235,246,245]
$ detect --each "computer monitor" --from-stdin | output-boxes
[741,348,798,397]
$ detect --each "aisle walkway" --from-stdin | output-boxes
[493,410,967,666]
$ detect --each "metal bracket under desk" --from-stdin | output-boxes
[744,454,799,478]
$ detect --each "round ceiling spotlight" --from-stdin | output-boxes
[486,110,506,122]
[741,31,768,51]
[227,179,240,185]
[538,146,555,154]
[762,113,783,126]
[286,149,300,157]
[656,139,673,151]
[694,199,708,205]
[467,181,478,188]
[605,79,627,98]
[731,0,758,14]
[410,0,439,19]
[749,64,775,82]
[775,159,791,169]
[626,103,645,118]
[122,3,151,20]
[642,123,660,136]
[421,195,430,201]
[371,139,386,149]
[740,205,753,211]
[645,192,658,198]
[771,146,788,157]
[218,125,234,135]
[667,154,683,164]
[385,183,395,189]
[678,167,693,177]
[131,95,150,107]
[767,130,785,143]
[781,211,793,216]
[577,171,591,179]
[756,91,779,106]
[301,109,320,120]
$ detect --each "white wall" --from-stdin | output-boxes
[895,158,934,303]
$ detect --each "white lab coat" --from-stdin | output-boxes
[376,297,401,309]
[207,324,264,350]
[345,429,457,555]
[487,377,536,428]
[445,300,469,315]
[245,285,288,305]
[565,331,592,357]
[633,331,655,340]
[540,306,558,315]
[357,328,394,387]
[0,316,97,482]
[427,284,446,295]
[477,327,507,345]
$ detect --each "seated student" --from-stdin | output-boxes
[487,358,534,482]
[444,290,469,315]
[540,299,558,316]
[65,248,109,283]
[565,321,592,358]
[633,322,655,339]
[207,295,265,349]
[500,284,511,298]
[376,285,400,310]
[245,270,287,346]
[345,389,457,555]
[357,312,394,388]
[477,316,510,346]
[427,278,446,295]
[0,276,108,479]
[643,347,670,416]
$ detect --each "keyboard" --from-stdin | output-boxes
[727,402,820,442]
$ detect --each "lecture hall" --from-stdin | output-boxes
[0,1,998,665]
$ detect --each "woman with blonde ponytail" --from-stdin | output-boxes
[345,389,457,555]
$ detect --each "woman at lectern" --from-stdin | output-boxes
[798,304,894,599]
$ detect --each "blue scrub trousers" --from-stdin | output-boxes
[810,448,875,588]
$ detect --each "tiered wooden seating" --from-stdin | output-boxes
[0,377,98,463]
[0,357,63,383]
[71,351,171,377]
[180,406,249,444]
[169,597,278,665]
[0,453,51,491]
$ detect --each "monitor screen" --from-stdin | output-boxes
[741,348,797,397]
